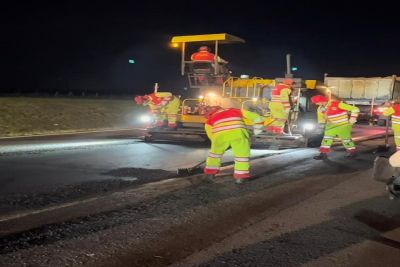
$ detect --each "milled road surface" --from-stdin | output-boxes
[0,129,279,214]
[0,126,398,266]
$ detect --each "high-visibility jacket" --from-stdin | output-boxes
[191,51,215,61]
[146,92,177,110]
[271,83,291,110]
[205,108,246,140]
[317,101,359,125]
[204,108,263,139]
[383,104,400,125]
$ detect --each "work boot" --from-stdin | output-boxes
[204,168,219,175]
[387,176,400,200]
[235,178,252,184]
[234,173,251,184]
[313,153,328,160]
[168,123,178,131]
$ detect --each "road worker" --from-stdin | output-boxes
[134,92,180,129]
[191,46,228,64]
[383,99,400,151]
[203,106,264,183]
[311,95,360,160]
[267,78,294,135]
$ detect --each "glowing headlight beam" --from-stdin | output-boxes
[139,115,152,123]
[303,123,315,130]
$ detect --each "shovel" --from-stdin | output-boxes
[177,160,206,177]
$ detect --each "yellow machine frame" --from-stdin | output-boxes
[171,33,245,76]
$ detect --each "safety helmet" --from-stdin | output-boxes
[134,95,144,105]
[199,46,210,52]
[135,95,150,105]
[311,95,328,104]
[204,106,223,118]
[283,78,295,86]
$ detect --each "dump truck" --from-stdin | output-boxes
[142,33,323,148]
[324,76,400,124]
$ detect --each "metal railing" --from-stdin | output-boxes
[222,76,274,99]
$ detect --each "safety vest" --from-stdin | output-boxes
[383,104,400,125]
[321,101,359,125]
[191,51,215,62]
[147,92,174,106]
[206,108,246,134]
[271,83,291,109]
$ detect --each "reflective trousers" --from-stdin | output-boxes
[268,102,289,134]
[320,123,355,153]
[205,129,251,178]
[392,124,400,151]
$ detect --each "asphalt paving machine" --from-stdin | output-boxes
[141,33,323,148]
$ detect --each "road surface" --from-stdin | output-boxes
[0,125,398,267]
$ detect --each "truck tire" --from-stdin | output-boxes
[306,133,324,148]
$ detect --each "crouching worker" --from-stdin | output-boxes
[203,106,264,183]
[135,92,180,129]
[373,151,400,199]
[311,95,360,160]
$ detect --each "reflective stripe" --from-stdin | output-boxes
[214,117,243,125]
[321,145,331,148]
[235,157,249,162]
[327,112,348,118]
[329,118,348,123]
[213,121,244,129]
[392,121,400,124]
[323,136,334,139]
[212,125,246,133]
[347,147,356,150]
[205,166,220,170]
[208,152,222,158]
[234,170,249,174]
[343,139,352,142]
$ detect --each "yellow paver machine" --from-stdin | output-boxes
[143,33,324,148]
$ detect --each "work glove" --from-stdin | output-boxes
[254,128,263,135]
[349,117,357,124]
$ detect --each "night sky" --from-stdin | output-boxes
[1,1,399,95]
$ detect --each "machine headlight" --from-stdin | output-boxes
[139,114,152,123]
[303,122,315,131]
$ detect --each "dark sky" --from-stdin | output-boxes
[1,1,399,94]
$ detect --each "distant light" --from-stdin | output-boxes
[128,59,135,64]
[291,67,298,71]
[198,95,204,99]
[171,43,179,48]
[252,97,258,102]
[207,92,216,98]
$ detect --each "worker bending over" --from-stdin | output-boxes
[135,92,180,129]
[203,106,264,183]
[311,95,359,160]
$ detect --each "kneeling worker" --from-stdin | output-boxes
[203,106,264,183]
